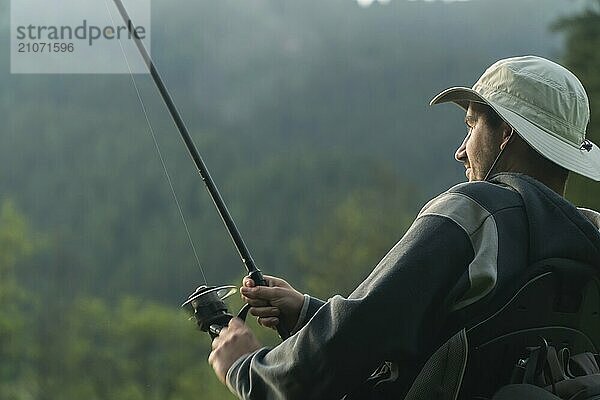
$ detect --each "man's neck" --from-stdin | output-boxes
[530,173,567,196]
[493,138,567,196]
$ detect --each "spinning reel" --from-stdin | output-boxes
[182,284,252,339]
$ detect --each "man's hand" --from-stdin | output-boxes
[208,318,261,384]
[241,275,304,333]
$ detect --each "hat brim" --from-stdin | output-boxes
[430,87,600,181]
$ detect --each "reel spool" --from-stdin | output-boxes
[182,285,237,338]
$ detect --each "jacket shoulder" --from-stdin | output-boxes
[442,181,523,214]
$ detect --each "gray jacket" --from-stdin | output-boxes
[227,173,600,399]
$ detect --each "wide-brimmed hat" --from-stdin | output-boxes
[430,55,600,181]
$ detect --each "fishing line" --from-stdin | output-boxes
[103,0,208,285]
[107,0,290,339]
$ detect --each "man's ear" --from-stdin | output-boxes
[499,123,514,150]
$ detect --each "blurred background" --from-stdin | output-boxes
[1,0,599,398]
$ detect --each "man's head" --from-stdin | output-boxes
[455,102,570,193]
[431,56,600,187]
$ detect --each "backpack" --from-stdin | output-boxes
[405,258,600,400]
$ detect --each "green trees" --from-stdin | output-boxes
[0,201,36,400]
[34,297,232,400]
[291,167,417,299]
[0,200,233,399]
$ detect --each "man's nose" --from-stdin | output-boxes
[455,133,470,162]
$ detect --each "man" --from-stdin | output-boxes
[208,56,600,399]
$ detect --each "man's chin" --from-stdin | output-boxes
[466,168,485,182]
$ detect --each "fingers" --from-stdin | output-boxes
[263,275,290,288]
[242,275,291,289]
[240,281,269,307]
[240,286,270,307]
[249,306,280,318]
[240,275,293,309]
[240,286,286,308]
[239,275,300,333]
[210,318,242,350]
[241,285,285,301]
[243,298,270,307]
[248,306,281,329]
[211,328,225,349]
[257,316,279,329]
[208,318,261,385]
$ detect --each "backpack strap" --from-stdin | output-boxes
[520,338,564,394]
[569,353,600,377]
[522,338,553,388]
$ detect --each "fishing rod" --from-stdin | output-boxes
[111,0,289,340]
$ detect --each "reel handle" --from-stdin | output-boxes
[204,306,251,339]
[207,315,232,339]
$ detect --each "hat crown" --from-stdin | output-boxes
[473,56,590,145]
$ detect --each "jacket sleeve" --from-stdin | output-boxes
[289,295,326,334]
[226,205,477,399]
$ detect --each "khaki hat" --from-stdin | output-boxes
[430,55,600,181]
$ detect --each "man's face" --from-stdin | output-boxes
[455,102,505,181]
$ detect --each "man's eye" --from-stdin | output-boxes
[465,117,475,131]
